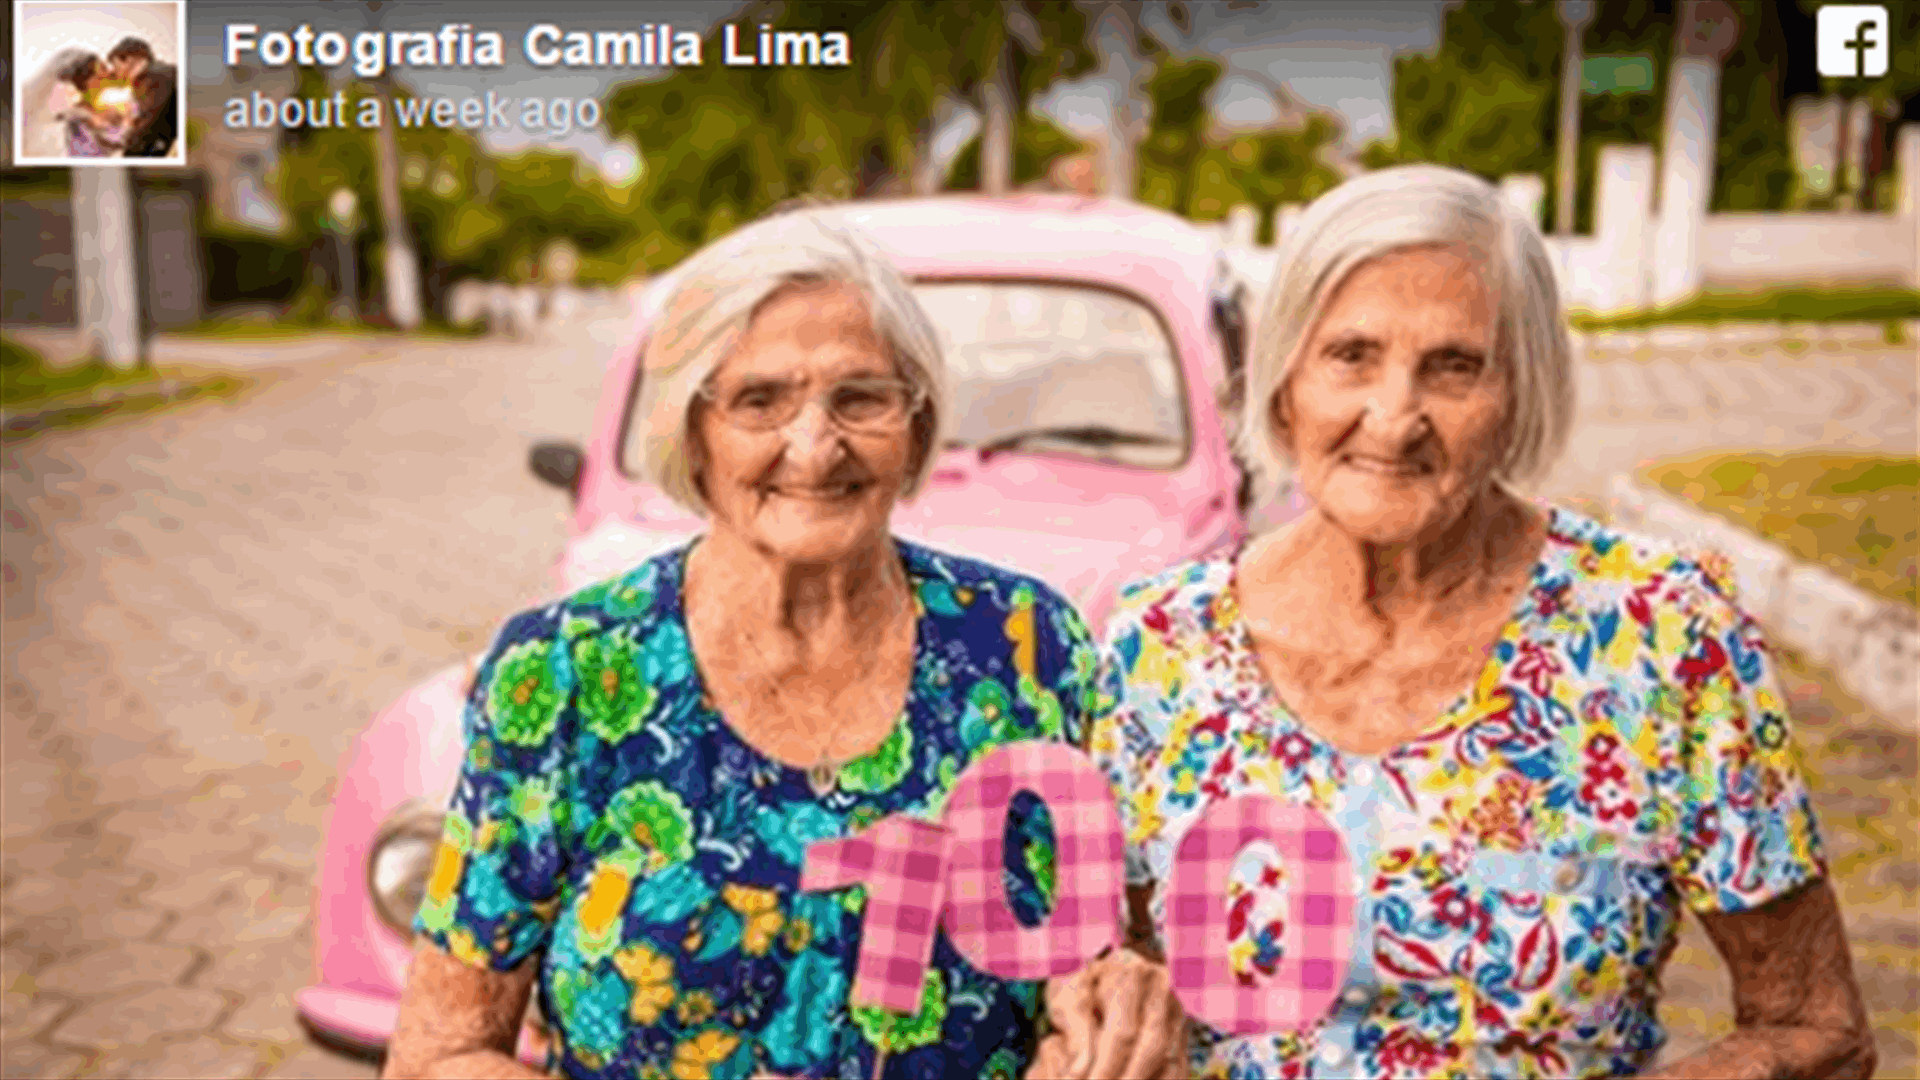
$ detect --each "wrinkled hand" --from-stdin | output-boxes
[1026,1032,1077,1079]
[1037,948,1188,1080]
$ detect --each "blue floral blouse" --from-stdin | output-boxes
[417,538,1100,1080]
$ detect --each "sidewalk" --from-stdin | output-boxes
[4,326,417,372]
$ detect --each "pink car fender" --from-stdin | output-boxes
[300,663,555,1065]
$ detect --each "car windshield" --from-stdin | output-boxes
[620,278,1187,477]
[913,280,1186,469]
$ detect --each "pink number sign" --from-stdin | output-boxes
[800,742,1357,1035]
[800,814,951,1014]
[1165,795,1354,1035]
[939,742,1126,980]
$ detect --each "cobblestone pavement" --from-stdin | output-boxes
[1539,328,1918,507]
[1,325,1914,1078]
[3,325,613,1079]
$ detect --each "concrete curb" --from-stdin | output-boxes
[1608,474,1917,725]
[0,375,244,440]
[1577,321,1911,353]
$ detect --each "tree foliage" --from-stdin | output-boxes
[1365,0,1810,228]
[1132,56,1341,240]
[1711,1,1795,213]
[601,1,1098,271]
[273,67,644,294]
[1370,4,1563,182]
[943,113,1088,191]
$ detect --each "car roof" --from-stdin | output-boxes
[630,195,1225,327]
[825,194,1213,282]
[830,194,1218,265]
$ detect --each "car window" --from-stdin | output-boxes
[619,278,1189,479]
[913,281,1187,469]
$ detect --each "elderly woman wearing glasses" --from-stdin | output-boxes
[1044,166,1874,1080]
[383,213,1111,1080]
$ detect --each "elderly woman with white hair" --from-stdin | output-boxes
[382,213,1119,1080]
[1042,165,1873,1079]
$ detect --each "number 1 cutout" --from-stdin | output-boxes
[799,814,951,1014]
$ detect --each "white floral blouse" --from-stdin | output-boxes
[1089,507,1827,1079]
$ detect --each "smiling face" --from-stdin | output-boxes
[1276,245,1509,545]
[693,280,915,563]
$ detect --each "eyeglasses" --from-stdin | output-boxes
[696,376,924,435]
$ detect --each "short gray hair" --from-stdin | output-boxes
[1238,165,1575,504]
[635,211,950,516]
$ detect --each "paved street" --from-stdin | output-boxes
[3,324,619,1079]
[1542,327,1918,506]
[0,322,1914,1078]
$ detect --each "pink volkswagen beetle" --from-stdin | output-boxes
[296,195,1284,1063]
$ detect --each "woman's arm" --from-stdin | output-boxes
[1638,879,1874,1080]
[382,939,547,1080]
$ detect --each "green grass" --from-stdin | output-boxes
[1642,452,1919,608]
[1,335,163,410]
[1570,286,1920,332]
[1,333,252,440]
[167,315,486,341]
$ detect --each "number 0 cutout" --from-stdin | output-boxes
[939,742,1126,980]
[1165,795,1355,1035]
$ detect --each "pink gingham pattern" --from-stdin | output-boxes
[1165,795,1353,1035]
[939,742,1126,980]
[800,813,952,1015]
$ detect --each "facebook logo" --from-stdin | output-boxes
[1816,5,1890,77]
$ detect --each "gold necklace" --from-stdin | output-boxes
[805,757,842,798]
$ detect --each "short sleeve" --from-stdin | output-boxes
[1002,593,1106,923]
[1038,593,1104,749]
[1088,614,1157,889]
[1659,563,1827,915]
[413,607,576,970]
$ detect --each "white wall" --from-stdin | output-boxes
[1702,214,1919,289]
[1210,122,1920,314]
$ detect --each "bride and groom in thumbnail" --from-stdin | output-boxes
[29,37,178,160]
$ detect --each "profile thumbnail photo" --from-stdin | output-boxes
[11,0,185,165]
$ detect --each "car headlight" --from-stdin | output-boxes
[367,801,446,935]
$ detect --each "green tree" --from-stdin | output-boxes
[1710,1,1794,212]
[601,1,1098,269]
[274,67,646,306]
[1134,56,1221,212]
[1367,4,1563,182]
[942,113,1087,190]
[1129,56,1339,240]
[1366,1,1809,229]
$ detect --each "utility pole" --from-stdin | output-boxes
[980,35,1015,195]
[365,1,421,329]
[1555,1,1594,236]
[1101,1,1152,203]
[72,169,143,370]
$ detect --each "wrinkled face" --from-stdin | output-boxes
[1276,245,1509,545]
[693,281,916,563]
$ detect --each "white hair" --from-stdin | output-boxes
[1239,164,1575,505]
[635,211,950,516]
